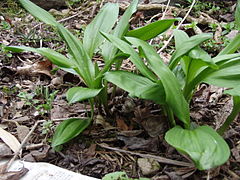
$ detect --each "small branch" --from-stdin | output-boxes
[157,0,196,54]
[161,0,171,20]
[6,120,44,171]
[98,143,194,167]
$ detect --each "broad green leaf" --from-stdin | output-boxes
[235,0,240,30]
[169,31,212,70]
[60,68,78,75]
[203,59,240,88]
[126,37,190,128]
[189,47,217,69]
[20,0,58,26]
[57,25,95,87]
[165,125,230,170]
[126,19,177,41]
[66,87,102,104]
[101,32,157,81]
[213,53,240,63]
[173,29,189,49]
[96,53,130,80]
[20,0,95,87]
[83,3,119,58]
[101,0,138,61]
[104,71,165,104]
[219,33,240,55]
[174,30,217,83]
[224,85,240,97]
[51,118,91,149]
[185,53,240,98]
[5,46,74,68]
[182,47,218,87]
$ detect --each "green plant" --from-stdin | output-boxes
[18,87,58,115]
[221,22,235,35]
[41,120,54,135]
[236,0,240,29]
[6,0,176,150]
[35,86,58,115]
[18,91,39,106]
[102,171,149,180]
[102,28,240,170]
[0,20,11,30]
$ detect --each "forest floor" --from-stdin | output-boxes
[0,0,240,179]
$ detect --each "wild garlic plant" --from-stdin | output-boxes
[6,0,176,150]
[102,28,240,170]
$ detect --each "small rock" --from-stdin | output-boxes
[226,30,239,40]
[61,9,70,15]
[23,153,36,162]
[75,23,82,30]
[49,9,63,16]
[2,77,10,83]
[15,84,22,89]
[137,158,161,176]
[51,77,63,86]
[17,125,30,142]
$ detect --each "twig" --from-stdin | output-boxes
[100,0,105,9]
[161,0,171,20]
[157,0,196,54]
[6,120,44,171]
[98,143,194,167]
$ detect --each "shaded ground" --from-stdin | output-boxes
[0,0,240,179]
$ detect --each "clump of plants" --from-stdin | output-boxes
[6,0,176,150]
[5,0,240,173]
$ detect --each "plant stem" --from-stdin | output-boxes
[101,80,110,115]
[89,98,95,119]
[217,96,240,135]
[164,105,176,127]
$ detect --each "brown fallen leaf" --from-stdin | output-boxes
[30,145,50,161]
[117,136,159,152]
[0,167,29,180]
[16,60,52,77]
[0,143,12,158]
[95,115,114,130]
[116,118,129,131]
[137,158,161,176]
[0,127,21,154]
[16,125,30,143]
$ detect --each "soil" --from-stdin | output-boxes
[0,0,240,179]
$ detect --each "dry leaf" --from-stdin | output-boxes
[0,167,28,180]
[0,143,12,157]
[16,125,30,142]
[95,115,114,130]
[116,118,129,131]
[0,127,21,153]
[16,60,52,77]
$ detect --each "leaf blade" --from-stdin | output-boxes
[101,32,157,81]
[169,30,212,70]
[101,0,138,61]
[126,19,177,41]
[83,3,119,58]
[165,125,230,170]
[104,71,165,104]
[5,46,74,68]
[66,87,102,104]
[51,118,91,149]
